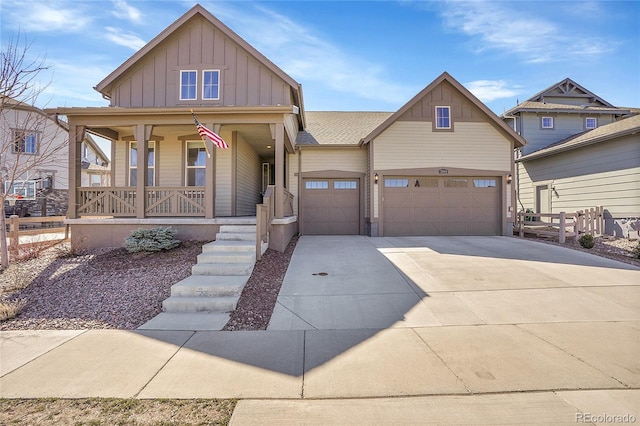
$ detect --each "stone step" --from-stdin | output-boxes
[220,225,257,233]
[202,240,255,253]
[137,312,230,331]
[162,295,239,313]
[197,251,255,264]
[192,262,254,276]
[216,232,256,242]
[170,275,249,297]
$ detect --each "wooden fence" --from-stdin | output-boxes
[517,206,604,243]
[255,185,275,261]
[6,215,69,251]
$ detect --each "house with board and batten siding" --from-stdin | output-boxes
[503,79,639,238]
[47,4,526,251]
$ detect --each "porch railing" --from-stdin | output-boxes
[256,185,275,261]
[77,187,205,217]
[517,206,604,243]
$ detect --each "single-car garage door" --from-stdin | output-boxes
[383,176,500,236]
[302,178,360,235]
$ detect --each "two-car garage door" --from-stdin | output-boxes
[383,176,500,236]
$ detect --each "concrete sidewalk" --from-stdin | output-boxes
[1,236,639,424]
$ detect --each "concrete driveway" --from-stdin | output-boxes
[268,235,639,330]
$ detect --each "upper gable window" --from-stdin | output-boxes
[13,130,38,154]
[180,71,197,100]
[585,117,597,129]
[541,116,554,129]
[202,70,220,100]
[435,106,451,129]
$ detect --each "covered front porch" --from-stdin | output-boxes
[57,106,300,251]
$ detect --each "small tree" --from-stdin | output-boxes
[0,33,66,268]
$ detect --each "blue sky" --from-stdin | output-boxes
[1,0,639,115]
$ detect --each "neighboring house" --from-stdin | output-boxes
[48,4,525,249]
[80,134,111,187]
[0,97,69,217]
[503,79,639,238]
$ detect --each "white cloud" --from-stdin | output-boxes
[440,0,611,63]
[2,0,90,33]
[111,0,142,23]
[464,80,522,102]
[104,27,146,51]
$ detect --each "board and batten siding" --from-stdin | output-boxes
[518,136,640,218]
[373,121,511,172]
[288,152,299,216]
[235,134,261,215]
[110,16,293,108]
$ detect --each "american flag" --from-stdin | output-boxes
[192,114,229,149]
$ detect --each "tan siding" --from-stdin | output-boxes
[288,152,299,216]
[235,135,261,215]
[115,140,127,186]
[374,122,511,171]
[301,148,367,173]
[158,139,183,186]
[400,80,485,123]
[215,129,233,216]
[108,16,295,108]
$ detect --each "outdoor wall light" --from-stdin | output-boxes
[506,174,513,184]
[374,173,379,184]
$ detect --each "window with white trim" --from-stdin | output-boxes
[180,70,197,100]
[202,70,220,100]
[384,178,409,188]
[13,130,38,154]
[585,117,597,129]
[541,116,554,129]
[129,141,155,186]
[186,141,207,186]
[5,180,37,200]
[435,106,451,129]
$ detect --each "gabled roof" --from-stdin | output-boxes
[361,72,526,148]
[527,78,614,106]
[296,111,392,146]
[517,114,640,162]
[94,4,301,102]
[503,78,630,116]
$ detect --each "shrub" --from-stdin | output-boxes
[0,298,27,321]
[633,241,640,259]
[579,234,595,249]
[124,227,181,253]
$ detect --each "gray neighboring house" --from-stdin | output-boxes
[503,79,639,238]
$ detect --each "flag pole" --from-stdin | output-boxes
[191,109,212,158]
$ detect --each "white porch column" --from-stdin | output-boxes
[204,123,220,218]
[134,124,152,219]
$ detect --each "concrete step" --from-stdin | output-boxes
[163,295,239,313]
[216,232,256,242]
[137,312,230,331]
[196,251,255,264]
[170,275,249,297]
[220,225,257,233]
[192,262,254,276]
[202,240,255,253]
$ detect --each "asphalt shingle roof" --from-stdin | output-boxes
[296,111,393,145]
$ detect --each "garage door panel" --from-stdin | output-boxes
[383,176,501,236]
[302,179,359,235]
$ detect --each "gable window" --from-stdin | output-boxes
[202,70,220,100]
[129,141,155,186]
[541,116,554,129]
[13,130,38,154]
[435,106,451,129]
[585,117,597,129]
[180,70,197,100]
[186,141,207,186]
